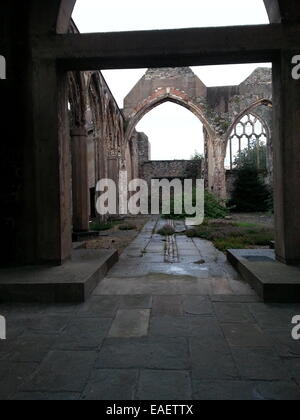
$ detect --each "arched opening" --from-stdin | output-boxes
[125,101,205,207]
[125,94,213,145]
[225,101,273,212]
[136,102,204,160]
[225,113,269,171]
[11,1,292,270]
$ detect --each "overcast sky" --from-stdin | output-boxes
[73,0,271,160]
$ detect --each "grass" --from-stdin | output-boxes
[119,224,136,231]
[90,221,114,231]
[235,222,257,228]
[186,221,274,252]
[90,219,122,232]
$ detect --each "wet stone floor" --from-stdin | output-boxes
[0,218,300,400]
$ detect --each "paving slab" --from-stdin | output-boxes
[0,362,39,400]
[82,369,138,400]
[248,303,300,329]
[183,296,213,315]
[190,337,238,380]
[210,277,234,295]
[231,347,290,380]
[96,337,189,370]
[12,392,80,401]
[152,296,183,316]
[221,323,271,347]
[137,370,192,400]
[21,351,97,393]
[283,358,300,387]
[108,309,150,338]
[265,328,300,357]
[214,303,256,323]
[119,296,152,309]
[192,380,300,401]
[54,317,112,350]
[1,333,58,363]
[78,296,120,317]
[211,295,261,303]
[150,316,223,339]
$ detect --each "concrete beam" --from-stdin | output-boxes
[264,0,282,23]
[264,0,300,24]
[32,24,300,70]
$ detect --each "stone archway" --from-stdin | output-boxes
[225,98,273,181]
[123,68,228,198]
[125,87,215,143]
[127,90,221,194]
[3,0,298,267]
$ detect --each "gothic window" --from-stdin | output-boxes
[225,113,268,170]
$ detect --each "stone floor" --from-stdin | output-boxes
[0,218,300,400]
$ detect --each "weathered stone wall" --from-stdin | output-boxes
[141,160,203,187]
[124,67,273,200]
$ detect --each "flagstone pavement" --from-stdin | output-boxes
[0,218,300,400]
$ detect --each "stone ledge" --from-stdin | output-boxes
[0,249,118,303]
[227,249,300,303]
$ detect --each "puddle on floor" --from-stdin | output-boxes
[144,272,197,281]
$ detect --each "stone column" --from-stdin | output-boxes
[273,51,300,265]
[26,60,73,264]
[71,127,90,232]
[207,135,227,200]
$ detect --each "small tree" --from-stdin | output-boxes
[190,151,204,161]
[185,150,203,179]
[234,140,267,171]
[230,141,271,212]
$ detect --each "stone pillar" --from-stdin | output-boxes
[71,127,90,232]
[207,135,227,200]
[273,51,300,265]
[26,60,72,264]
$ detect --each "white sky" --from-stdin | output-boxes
[73,0,271,160]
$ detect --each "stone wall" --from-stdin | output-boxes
[125,66,273,200]
[141,160,203,187]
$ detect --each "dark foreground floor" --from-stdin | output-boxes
[0,219,299,400]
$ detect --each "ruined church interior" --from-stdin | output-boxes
[0,0,300,402]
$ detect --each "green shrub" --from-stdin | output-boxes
[163,190,228,220]
[90,221,113,231]
[204,191,229,219]
[229,168,271,212]
[234,140,267,171]
[214,237,248,252]
[157,224,175,236]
